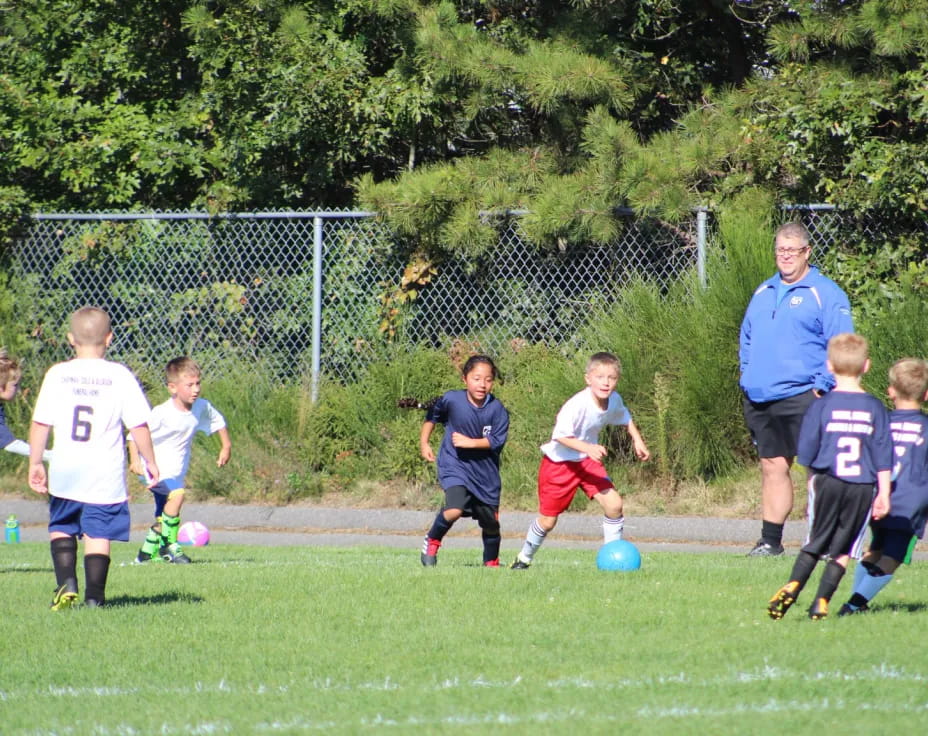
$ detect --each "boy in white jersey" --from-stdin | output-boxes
[28,307,159,609]
[511,352,650,569]
[130,357,231,564]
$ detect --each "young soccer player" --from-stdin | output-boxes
[0,349,51,461]
[839,357,928,615]
[767,333,892,621]
[130,357,231,564]
[510,351,650,569]
[419,355,509,567]
[28,306,159,610]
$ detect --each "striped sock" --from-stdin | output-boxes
[603,516,624,544]
[518,520,547,564]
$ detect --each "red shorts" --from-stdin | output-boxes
[537,456,615,517]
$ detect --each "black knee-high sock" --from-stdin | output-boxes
[482,530,501,563]
[84,554,111,605]
[813,559,846,602]
[50,537,78,592]
[787,550,819,592]
[427,511,454,541]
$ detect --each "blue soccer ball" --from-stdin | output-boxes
[596,539,641,572]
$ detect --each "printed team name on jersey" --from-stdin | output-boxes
[891,421,925,446]
[61,375,114,397]
[825,409,874,435]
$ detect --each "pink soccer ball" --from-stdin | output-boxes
[177,521,210,547]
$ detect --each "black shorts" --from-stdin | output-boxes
[743,390,816,459]
[803,473,874,559]
[443,485,499,531]
[869,526,917,565]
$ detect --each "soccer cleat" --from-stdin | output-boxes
[484,559,500,567]
[50,583,79,611]
[838,601,868,617]
[808,597,829,620]
[133,550,155,564]
[767,581,800,620]
[159,543,192,564]
[748,540,785,557]
[420,537,440,567]
[83,598,105,609]
[510,558,531,570]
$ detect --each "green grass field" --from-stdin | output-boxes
[2,542,927,735]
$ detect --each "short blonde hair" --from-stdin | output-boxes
[586,351,621,375]
[0,348,22,387]
[69,306,111,346]
[827,333,869,377]
[889,358,928,402]
[165,356,201,384]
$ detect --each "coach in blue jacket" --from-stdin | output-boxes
[739,221,853,556]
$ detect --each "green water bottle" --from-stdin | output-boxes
[5,514,20,543]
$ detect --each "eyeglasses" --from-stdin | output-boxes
[774,246,809,257]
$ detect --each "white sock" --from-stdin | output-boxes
[603,516,624,544]
[857,569,893,602]
[518,521,547,563]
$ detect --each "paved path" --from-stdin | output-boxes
[5,496,925,559]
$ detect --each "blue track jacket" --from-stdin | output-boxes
[739,266,853,402]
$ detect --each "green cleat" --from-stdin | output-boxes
[767,581,800,620]
[50,583,79,611]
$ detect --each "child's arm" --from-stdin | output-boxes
[126,435,144,475]
[128,424,160,487]
[27,422,51,494]
[872,469,891,520]
[420,420,437,462]
[556,436,608,462]
[216,427,231,467]
[450,432,490,450]
[626,419,651,461]
[4,438,52,462]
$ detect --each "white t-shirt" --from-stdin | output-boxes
[32,358,151,504]
[139,398,226,492]
[540,388,632,462]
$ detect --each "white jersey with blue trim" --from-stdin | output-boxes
[32,358,151,504]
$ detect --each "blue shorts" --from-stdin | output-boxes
[49,497,131,541]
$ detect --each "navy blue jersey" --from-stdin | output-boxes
[0,404,13,449]
[874,409,928,538]
[797,391,892,483]
[426,389,509,506]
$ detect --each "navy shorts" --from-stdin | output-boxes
[869,526,917,565]
[743,390,816,459]
[49,496,131,541]
[803,473,874,559]
[443,485,499,531]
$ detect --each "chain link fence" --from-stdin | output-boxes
[9,205,907,391]
[9,209,703,391]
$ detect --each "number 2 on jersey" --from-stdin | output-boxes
[836,436,861,477]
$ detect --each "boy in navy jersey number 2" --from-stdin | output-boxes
[839,358,928,615]
[768,333,892,621]
[419,355,509,567]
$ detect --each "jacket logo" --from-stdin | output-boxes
[789,296,803,307]
[482,425,492,437]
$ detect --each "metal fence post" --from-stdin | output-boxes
[696,207,708,289]
[311,215,323,403]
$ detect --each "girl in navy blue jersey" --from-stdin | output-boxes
[419,355,509,567]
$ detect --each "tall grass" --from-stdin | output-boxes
[3,543,927,735]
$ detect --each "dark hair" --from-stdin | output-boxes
[462,354,499,380]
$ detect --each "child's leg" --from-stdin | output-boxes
[50,533,79,596]
[593,488,624,543]
[843,529,909,613]
[513,514,557,567]
[137,489,168,562]
[808,557,848,619]
[768,549,819,620]
[473,503,501,566]
[159,489,186,546]
[421,486,466,566]
[83,537,112,606]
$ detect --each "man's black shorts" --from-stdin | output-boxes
[743,390,816,459]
